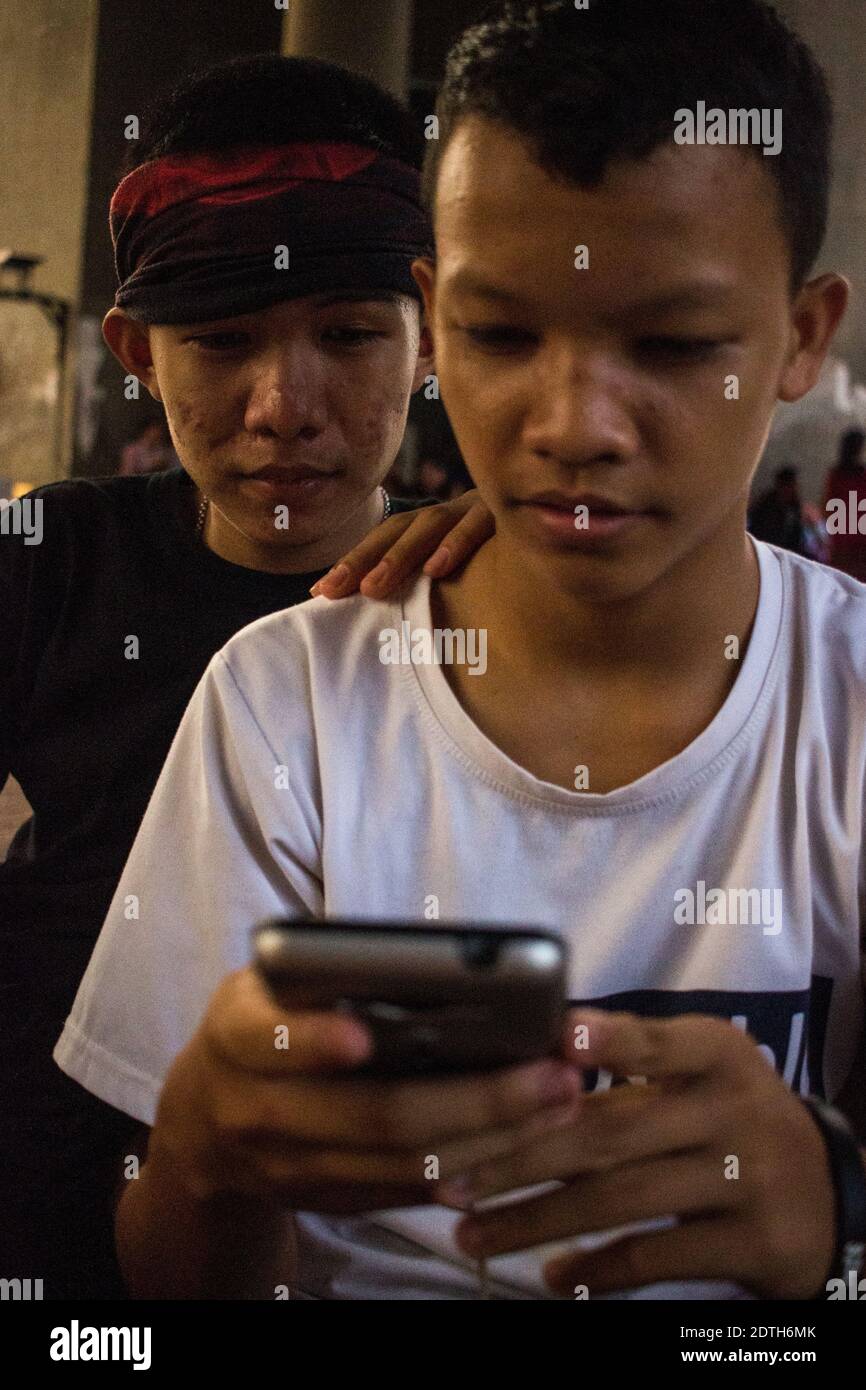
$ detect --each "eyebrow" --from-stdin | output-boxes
[445,271,527,305]
[620,284,737,314]
[446,271,737,314]
[309,291,405,308]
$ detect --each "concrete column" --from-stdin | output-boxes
[72,0,283,477]
[283,0,413,102]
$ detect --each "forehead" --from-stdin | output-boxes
[163,290,415,333]
[434,116,789,304]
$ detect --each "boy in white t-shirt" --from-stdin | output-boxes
[56,0,866,1300]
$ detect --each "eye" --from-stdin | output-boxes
[637,337,726,361]
[463,326,537,352]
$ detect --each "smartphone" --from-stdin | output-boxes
[252,920,568,1076]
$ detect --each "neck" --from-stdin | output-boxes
[199,488,385,575]
[468,510,760,684]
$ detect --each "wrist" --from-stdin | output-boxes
[801,1097,866,1299]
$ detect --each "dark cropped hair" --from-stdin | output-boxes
[423,0,833,291]
[119,53,424,178]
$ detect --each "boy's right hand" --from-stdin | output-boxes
[149,967,581,1215]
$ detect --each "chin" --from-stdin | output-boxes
[251,523,315,549]
[549,554,656,603]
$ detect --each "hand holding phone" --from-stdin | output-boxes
[151,946,580,1221]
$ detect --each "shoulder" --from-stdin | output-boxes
[218,585,403,701]
[0,471,193,624]
[767,542,866,681]
[23,470,153,509]
[211,582,418,756]
[8,470,175,541]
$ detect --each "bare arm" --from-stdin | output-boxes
[114,1126,297,1301]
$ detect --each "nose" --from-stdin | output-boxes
[243,343,329,440]
[522,348,641,469]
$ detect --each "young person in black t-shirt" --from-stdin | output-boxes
[0,55,492,1299]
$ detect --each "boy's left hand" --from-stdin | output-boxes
[441,1008,844,1299]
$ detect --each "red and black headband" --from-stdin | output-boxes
[109,141,434,324]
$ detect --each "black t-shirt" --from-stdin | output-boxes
[1,467,422,929]
[0,466,423,1296]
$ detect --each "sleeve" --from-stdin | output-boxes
[53,647,324,1126]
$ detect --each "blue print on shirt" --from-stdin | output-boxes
[572,976,833,1099]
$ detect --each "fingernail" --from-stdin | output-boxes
[363,561,389,590]
[438,1175,475,1206]
[423,546,451,576]
[314,563,349,596]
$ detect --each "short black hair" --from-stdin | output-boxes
[119,53,424,178]
[423,0,832,292]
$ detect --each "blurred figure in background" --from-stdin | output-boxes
[441,453,473,499]
[801,496,830,564]
[418,455,451,499]
[749,465,809,556]
[825,428,866,580]
[118,418,179,476]
[405,454,473,501]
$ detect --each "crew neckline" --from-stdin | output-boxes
[400,538,784,813]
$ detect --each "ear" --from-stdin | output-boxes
[409,259,438,394]
[411,256,437,326]
[102,308,163,402]
[778,274,850,403]
[409,265,437,393]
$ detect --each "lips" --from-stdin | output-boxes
[517,489,658,546]
[245,465,338,483]
[236,464,341,510]
[524,491,642,514]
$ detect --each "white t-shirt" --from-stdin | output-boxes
[55,540,866,1300]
